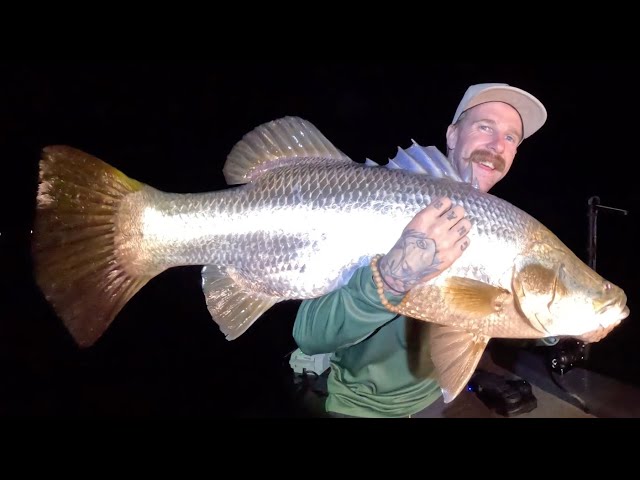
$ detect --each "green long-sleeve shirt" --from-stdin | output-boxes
[292,264,442,418]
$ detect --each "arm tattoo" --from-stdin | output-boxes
[379,229,442,294]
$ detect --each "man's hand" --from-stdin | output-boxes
[378,197,472,295]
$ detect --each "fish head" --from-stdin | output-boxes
[513,243,629,338]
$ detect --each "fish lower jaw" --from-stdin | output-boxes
[619,305,630,320]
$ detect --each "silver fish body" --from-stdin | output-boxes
[118,161,525,299]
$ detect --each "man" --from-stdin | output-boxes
[292,83,547,418]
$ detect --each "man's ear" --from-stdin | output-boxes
[446,124,458,151]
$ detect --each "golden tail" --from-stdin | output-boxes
[33,146,151,347]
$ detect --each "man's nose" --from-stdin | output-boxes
[487,135,505,154]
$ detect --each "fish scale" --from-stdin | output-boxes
[120,162,530,302]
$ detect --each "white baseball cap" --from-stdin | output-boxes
[452,83,548,140]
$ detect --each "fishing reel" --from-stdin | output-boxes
[547,339,587,375]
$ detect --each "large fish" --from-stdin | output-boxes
[32,116,629,402]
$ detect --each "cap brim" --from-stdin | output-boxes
[464,86,547,139]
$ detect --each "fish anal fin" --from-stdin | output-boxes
[202,265,278,340]
[429,324,490,403]
[222,116,352,185]
[443,277,511,317]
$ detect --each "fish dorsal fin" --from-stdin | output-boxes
[429,323,490,403]
[222,116,353,185]
[201,264,278,340]
[384,141,478,188]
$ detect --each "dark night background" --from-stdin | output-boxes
[0,64,637,416]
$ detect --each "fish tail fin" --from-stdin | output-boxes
[33,146,153,347]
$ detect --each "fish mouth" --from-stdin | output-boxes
[596,295,627,313]
[597,299,616,313]
[620,305,630,320]
[599,302,630,326]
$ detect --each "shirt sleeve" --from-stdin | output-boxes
[292,264,404,355]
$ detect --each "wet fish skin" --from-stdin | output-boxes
[116,162,492,298]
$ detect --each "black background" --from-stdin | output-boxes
[1,64,637,415]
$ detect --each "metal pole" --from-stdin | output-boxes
[582,196,600,363]
[587,196,600,271]
[583,196,628,363]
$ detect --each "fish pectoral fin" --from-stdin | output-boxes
[443,277,511,317]
[202,265,278,341]
[429,324,490,403]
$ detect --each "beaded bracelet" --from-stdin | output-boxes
[370,254,404,314]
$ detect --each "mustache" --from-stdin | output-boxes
[468,150,506,173]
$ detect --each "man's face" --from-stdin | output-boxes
[446,102,523,193]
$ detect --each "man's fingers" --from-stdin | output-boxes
[457,237,471,252]
[418,198,466,223]
[429,197,451,212]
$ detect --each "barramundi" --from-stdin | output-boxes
[32,116,629,402]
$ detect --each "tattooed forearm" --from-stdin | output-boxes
[378,229,442,294]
